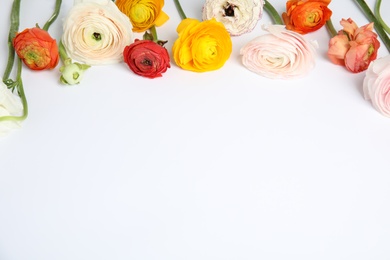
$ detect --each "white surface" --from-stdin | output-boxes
[1,0,390,259]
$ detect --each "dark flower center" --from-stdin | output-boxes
[93,32,101,41]
[141,59,152,66]
[224,3,236,17]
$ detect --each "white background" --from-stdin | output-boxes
[1,0,390,259]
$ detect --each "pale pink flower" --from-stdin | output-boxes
[363,55,390,117]
[62,0,134,65]
[328,18,380,73]
[240,24,317,79]
[202,0,264,36]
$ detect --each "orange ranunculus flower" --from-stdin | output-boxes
[282,0,332,34]
[328,18,380,73]
[116,0,169,32]
[172,18,232,72]
[13,27,59,70]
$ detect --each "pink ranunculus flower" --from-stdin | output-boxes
[328,18,380,73]
[363,55,390,117]
[62,0,134,65]
[240,24,317,79]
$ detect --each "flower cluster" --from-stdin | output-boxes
[2,0,390,137]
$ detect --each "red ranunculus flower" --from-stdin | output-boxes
[123,39,170,79]
[13,27,59,70]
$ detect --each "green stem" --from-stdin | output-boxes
[173,0,187,20]
[42,0,62,31]
[325,19,338,37]
[3,0,21,82]
[264,0,283,25]
[59,40,72,65]
[150,25,158,42]
[374,0,390,34]
[354,0,390,53]
[0,59,28,122]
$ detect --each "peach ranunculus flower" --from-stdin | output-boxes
[202,0,265,36]
[172,18,232,72]
[282,0,332,34]
[363,55,390,117]
[328,18,380,73]
[13,27,59,70]
[116,0,169,32]
[240,24,317,79]
[62,0,134,65]
[0,79,23,137]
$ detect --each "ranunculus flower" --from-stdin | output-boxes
[116,0,169,32]
[202,0,264,36]
[328,18,380,73]
[363,55,390,117]
[172,18,232,72]
[0,79,23,137]
[13,27,59,70]
[62,0,134,65]
[240,24,317,79]
[123,39,170,79]
[60,62,90,85]
[282,0,332,34]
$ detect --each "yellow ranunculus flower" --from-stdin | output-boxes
[116,0,169,32]
[172,18,232,72]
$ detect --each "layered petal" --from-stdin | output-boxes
[240,24,317,79]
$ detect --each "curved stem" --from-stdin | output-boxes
[42,0,62,31]
[354,0,390,53]
[173,0,187,20]
[325,19,338,37]
[374,0,390,34]
[3,0,21,81]
[0,59,28,122]
[264,0,283,25]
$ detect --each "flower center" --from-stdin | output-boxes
[224,2,236,17]
[93,32,101,41]
[141,59,152,66]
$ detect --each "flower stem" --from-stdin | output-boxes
[59,40,72,66]
[325,19,338,37]
[264,0,283,25]
[0,59,28,122]
[173,0,187,20]
[354,0,390,53]
[374,0,390,34]
[43,0,62,31]
[3,0,21,82]
[150,25,158,42]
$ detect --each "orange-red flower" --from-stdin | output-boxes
[13,27,59,70]
[282,0,332,34]
[328,18,380,73]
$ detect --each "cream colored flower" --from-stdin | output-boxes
[62,0,134,65]
[0,79,23,137]
[240,24,317,79]
[202,0,264,36]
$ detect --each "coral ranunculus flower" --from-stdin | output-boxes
[172,18,232,72]
[13,27,59,70]
[116,0,169,32]
[123,39,170,78]
[282,0,332,34]
[328,18,380,73]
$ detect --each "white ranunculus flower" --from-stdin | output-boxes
[202,0,264,36]
[240,24,317,79]
[363,55,390,117]
[0,79,23,137]
[62,0,134,65]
